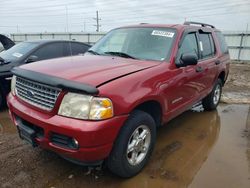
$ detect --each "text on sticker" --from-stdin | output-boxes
[151,30,175,38]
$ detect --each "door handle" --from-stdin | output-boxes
[196,66,203,72]
[215,60,221,65]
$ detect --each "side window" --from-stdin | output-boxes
[66,42,90,56]
[215,31,229,54]
[32,43,64,61]
[177,33,198,61]
[199,33,215,59]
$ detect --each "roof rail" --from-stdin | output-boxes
[184,21,215,28]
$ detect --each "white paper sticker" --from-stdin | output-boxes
[12,52,23,58]
[151,30,175,38]
[199,41,203,51]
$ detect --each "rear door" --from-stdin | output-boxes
[196,31,218,97]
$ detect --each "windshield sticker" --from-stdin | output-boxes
[12,52,23,58]
[151,30,175,38]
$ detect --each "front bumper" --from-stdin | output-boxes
[7,94,128,163]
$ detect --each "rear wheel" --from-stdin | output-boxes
[107,110,156,178]
[202,79,222,111]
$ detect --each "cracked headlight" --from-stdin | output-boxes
[58,92,113,120]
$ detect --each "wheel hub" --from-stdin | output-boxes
[126,125,151,166]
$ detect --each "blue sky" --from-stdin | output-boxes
[1,0,250,33]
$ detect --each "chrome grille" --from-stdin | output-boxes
[15,76,61,111]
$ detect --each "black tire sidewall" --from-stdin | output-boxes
[212,80,222,106]
[202,79,222,110]
[107,110,156,177]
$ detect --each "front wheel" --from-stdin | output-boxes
[202,79,222,111]
[107,110,156,178]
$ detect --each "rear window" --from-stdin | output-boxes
[215,31,229,54]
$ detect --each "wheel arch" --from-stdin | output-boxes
[130,99,163,127]
[218,71,226,86]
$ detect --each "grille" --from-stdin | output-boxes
[15,76,61,111]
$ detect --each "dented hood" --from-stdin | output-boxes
[20,54,159,87]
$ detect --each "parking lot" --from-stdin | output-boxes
[0,61,250,188]
[0,104,249,188]
[0,63,250,188]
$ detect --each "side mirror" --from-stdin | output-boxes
[180,53,198,66]
[25,55,38,63]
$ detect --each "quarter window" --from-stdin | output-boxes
[215,31,229,54]
[65,42,90,56]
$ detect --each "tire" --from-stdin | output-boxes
[107,110,156,178]
[202,79,222,111]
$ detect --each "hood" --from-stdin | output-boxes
[0,34,15,51]
[20,54,160,87]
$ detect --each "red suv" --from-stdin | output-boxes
[7,22,230,177]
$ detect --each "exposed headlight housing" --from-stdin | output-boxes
[58,92,113,120]
[11,75,16,96]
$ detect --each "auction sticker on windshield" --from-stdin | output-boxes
[12,52,23,58]
[151,30,175,38]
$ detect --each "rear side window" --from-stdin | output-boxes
[199,33,215,59]
[66,42,90,56]
[32,43,64,61]
[215,31,229,54]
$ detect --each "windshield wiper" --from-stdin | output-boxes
[104,51,137,59]
[87,50,100,55]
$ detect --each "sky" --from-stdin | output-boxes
[0,0,250,34]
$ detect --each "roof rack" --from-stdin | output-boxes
[184,21,215,28]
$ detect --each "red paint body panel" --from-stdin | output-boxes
[20,55,159,87]
[7,94,128,161]
[7,24,230,164]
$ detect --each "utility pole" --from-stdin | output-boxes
[65,5,69,32]
[93,11,101,32]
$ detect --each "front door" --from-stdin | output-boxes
[164,32,203,119]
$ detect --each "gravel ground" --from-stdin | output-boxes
[221,62,250,103]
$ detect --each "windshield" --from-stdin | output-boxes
[0,42,39,62]
[89,27,176,61]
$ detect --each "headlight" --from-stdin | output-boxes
[11,75,16,96]
[58,92,113,120]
